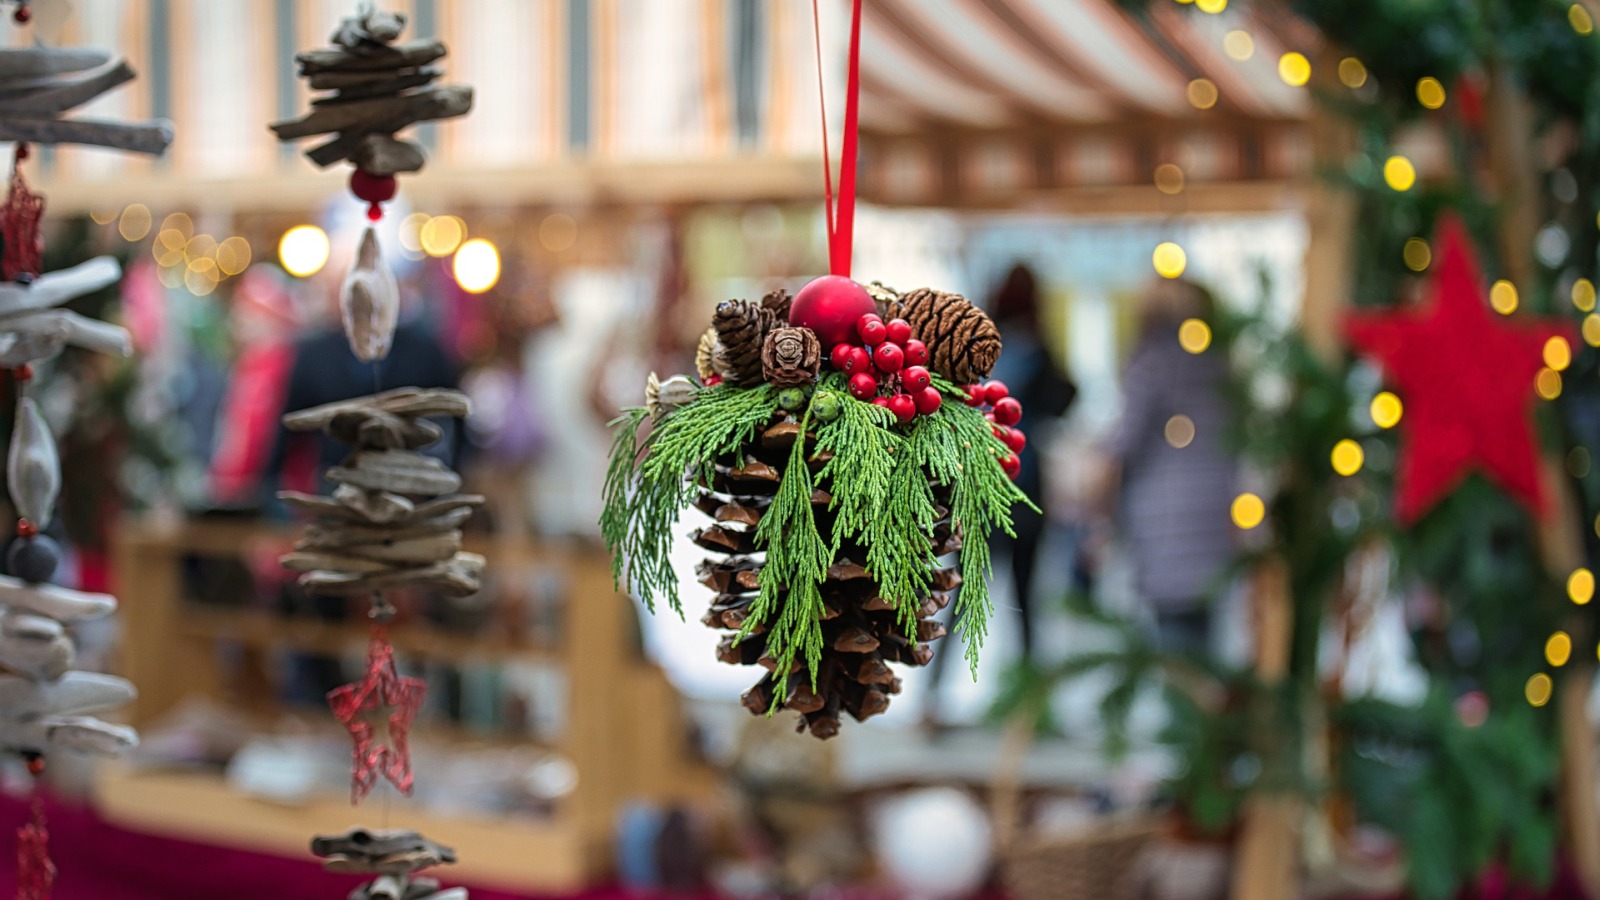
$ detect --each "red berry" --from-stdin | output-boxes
[993,397,1023,426]
[1004,428,1027,454]
[886,318,913,345]
[887,393,916,424]
[829,343,854,371]
[964,385,986,407]
[984,381,1010,404]
[902,366,930,392]
[15,518,35,539]
[843,346,872,375]
[24,756,43,777]
[705,373,723,386]
[999,453,1021,480]
[904,339,929,367]
[849,372,879,400]
[874,342,905,373]
[858,317,888,346]
[791,276,877,347]
[993,424,1010,441]
[914,386,943,415]
[985,411,996,422]
[872,396,891,408]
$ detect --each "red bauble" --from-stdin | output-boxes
[829,343,854,371]
[885,318,913,345]
[904,339,929,367]
[857,316,888,346]
[902,365,931,392]
[963,385,986,407]
[849,372,879,400]
[914,386,943,415]
[790,275,877,347]
[887,393,916,424]
[874,342,905,373]
[999,452,1021,480]
[992,397,1023,426]
[843,346,872,376]
[1004,428,1027,454]
[984,381,1010,404]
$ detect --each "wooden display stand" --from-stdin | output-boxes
[99,516,714,893]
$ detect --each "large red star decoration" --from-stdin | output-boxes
[328,631,425,804]
[0,160,43,283]
[1345,216,1574,526]
[16,800,53,900]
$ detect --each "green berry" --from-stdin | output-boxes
[778,387,808,411]
[811,392,842,421]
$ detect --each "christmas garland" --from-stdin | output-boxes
[603,277,1031,737]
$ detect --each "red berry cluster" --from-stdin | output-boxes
[830,313,942,424]
[964,380,1026,480]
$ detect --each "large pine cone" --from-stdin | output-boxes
[761,327,821,386]
[692,414,960,739]
[886,288,1001,385]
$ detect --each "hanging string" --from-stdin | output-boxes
[811,0,864,278]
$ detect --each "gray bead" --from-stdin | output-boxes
[6,535,59,584]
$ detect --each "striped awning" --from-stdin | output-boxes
[855,0,1314,210]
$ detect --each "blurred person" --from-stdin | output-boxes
[208,264,305,507]
[1106,278,1237,655]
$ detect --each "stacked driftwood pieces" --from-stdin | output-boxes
[271,6,472,173]
[279,388,485,599]
[312,827,466,900]
[0,46,172,154]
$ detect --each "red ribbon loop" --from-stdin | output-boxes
[813,0,863,278]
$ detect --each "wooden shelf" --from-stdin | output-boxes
[175,606,559,665]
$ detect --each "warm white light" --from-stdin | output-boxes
[279,225,330,278]
[452,238,501,294]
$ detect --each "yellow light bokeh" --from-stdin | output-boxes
[1331,439,1364,477]
[184,234,216,268]
[1544,336,1573,372]
[160,212,193,242]
[117,204,152,242]
[1231,493,1266,530]
[184,263,219,297]
[420,215,466,257]
[278,225,330,278]
[1573,3,1595,34]
[156,264,184,289]
[1569,568,1595,605]
[452,238,502,294]
[1338,57,1368,89]
[1547,632,1573,668]
[1196,0,1226,12]
[1370,391,1403,429]
[1178,318,1212,354]
[1186,78,1219,110]
[1164,414,1196,449]
[1574,278,1597,312]
[1278,52,1311,87]
[1153,242,1187,279]
[216,236,251,276]
[1383,156,1417,192]
[89,209,117,225]
[1526,673,1554,708]
[1154,163,1185,195]
[1223,30,1254,60]
[1489,279,1518,314]
[1415,77,1447,110]
[1584,313,1600,347]
[539,213,578,252]
[398,212,429,254]
[1536,367,1563,400]
[1402,238,1431,272]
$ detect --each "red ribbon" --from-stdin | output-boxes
[813,0,863,278]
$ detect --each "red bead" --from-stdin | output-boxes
[902,365,931,392]
[1004,428,1027,454]
[849,372,879,400]
[13,142,27,160]
[885,319,913,345]
[829,343,854,371]
[887,393,916,424]
[366,203,384,221]
[914,386,943,415]
[24,756,43,777]
[873,343,904,374]
[789,276,877,347]
[963,385,986,407]
[904,339,929,367]
[13,364,31,382]
[984,381,1010,404]
[999,453,1021,480]
[15,519,35,539]
[12,5,29,23]
[993,397,1023,426]
[843,346,872,376]
[857,317,888,346]
[350,169,397,204]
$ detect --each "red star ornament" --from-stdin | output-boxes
[328,631,425,804]
[1345,216,1574,526]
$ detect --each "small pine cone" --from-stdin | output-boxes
[761,288,793,321]
[761,327,821,386]
[695,327,720,382]
[895,288,1001,384]
[713,300,766,386]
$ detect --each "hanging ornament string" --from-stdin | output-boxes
[811,0,863,278]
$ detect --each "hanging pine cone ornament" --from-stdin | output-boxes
[762,327,821,387]
[884,287,1001,385]
[605,275,1030,738]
